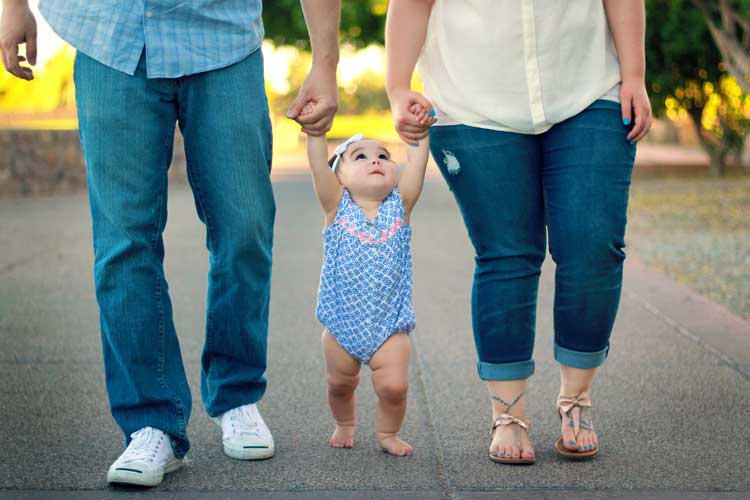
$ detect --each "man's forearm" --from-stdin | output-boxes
[300,0,341,70]
[603,0,646,81]
[385,0,433,96]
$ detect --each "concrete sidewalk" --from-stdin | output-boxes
[1,180,748,500]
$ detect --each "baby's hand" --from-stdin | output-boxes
[409,103,436,127]
[300,101,316,118]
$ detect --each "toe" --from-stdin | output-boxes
[489,440,500,457]
[562,430,577,450]
[576,433,588,451]
[511,445,521,459]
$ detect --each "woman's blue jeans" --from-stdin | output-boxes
[73,49,274,457]
[429,100,636,381]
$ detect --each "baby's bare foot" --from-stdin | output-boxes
[377,434,413,456]
[329,424,355,448]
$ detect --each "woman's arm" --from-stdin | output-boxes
[398,135,430,219]
[385,0,436,145]
[603,0,652,142]
[306,134,343,222]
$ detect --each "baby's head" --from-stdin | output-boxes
[329,134,398,199]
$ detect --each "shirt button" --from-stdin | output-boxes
[145,11,153,17]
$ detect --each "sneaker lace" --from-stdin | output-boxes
[120,427,162,464]
[228,406,261,437]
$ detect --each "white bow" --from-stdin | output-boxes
[331,133,363,171]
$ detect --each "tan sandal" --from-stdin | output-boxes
[489,413,535,465]
[555,394,598,459]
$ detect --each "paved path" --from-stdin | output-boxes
[1,180,749,500]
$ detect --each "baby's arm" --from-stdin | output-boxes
[398,133,430,218]
[306,133,343,221]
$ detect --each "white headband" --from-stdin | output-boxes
[331,133,363,172]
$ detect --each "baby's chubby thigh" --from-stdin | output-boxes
[369,333,411,402]
[321,329,361,390]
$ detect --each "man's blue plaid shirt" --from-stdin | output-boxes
[40,0,264,78]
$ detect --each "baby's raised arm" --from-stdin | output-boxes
[398,134,430,217]
[306,134,343,220]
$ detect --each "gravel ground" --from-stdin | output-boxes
[626,175,750,319]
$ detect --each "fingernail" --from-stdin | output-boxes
[429,109,436,117]
[623,118,630,125]
[412,143,419,147]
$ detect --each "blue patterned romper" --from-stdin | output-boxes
[316,187,416,364]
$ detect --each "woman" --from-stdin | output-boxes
[386,0,652,463]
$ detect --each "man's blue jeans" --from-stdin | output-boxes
[74,49,274,457]
[429,100,636,381]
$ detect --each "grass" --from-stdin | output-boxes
[626,175,750,319]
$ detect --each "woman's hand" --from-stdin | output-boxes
[620,78,652,143]
[388,88,436,146]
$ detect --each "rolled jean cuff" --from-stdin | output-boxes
[554,342,609,369]
[477,359,535,381]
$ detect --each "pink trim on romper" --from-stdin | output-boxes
[337,216,404,244]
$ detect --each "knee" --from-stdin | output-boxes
[553,234,626,284]
[374,380,409,403]
[327,374,359,396]
[475,250,545,281]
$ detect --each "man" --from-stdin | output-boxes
[0,0,340,487]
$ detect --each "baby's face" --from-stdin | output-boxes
[338,140,398,198]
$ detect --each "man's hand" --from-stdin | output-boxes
[286,64,338,136]
[0,0,37,80]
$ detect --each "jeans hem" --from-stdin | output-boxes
[477,359,535,381]
[554,342,609,369]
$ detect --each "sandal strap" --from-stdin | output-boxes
[557,395,592,416]
[491,413,531,435]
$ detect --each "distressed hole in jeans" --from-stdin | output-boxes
[442,149,461,175]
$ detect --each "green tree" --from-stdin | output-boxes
[646,0,750,175]
[263,0,388,48]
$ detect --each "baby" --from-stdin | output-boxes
[302,102,435,456]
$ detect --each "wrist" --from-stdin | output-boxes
[621,73,645,86]
[386,84,410,99]
[311,53,339,73]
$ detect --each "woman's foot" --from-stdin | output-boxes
[329,424,355,448]
[489,415,535,462]
[377,433,413,456]
[558,392,598,455]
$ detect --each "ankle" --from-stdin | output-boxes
[376,431,399,441]
[559,388,591,399]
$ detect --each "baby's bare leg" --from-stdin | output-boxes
[322,330,361,448]
[370,333,412,456]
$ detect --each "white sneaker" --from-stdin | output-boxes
[106,427,183,486]
[211,403,275,460]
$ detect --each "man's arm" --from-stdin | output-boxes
[0,0,37,80]
[286,0,341,136]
